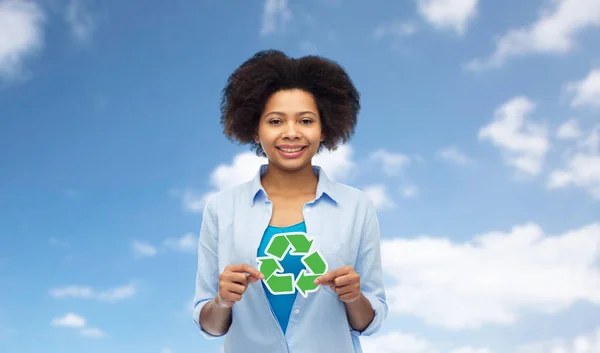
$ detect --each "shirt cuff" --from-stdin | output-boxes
[192,298,226,339]
[349,293,386,337]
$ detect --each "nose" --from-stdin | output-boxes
[282,121,301,139]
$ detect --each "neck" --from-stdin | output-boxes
[261,162,318,195]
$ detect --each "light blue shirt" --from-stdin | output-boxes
[192,165,388,353]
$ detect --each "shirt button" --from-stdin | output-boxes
[293,308,300,314]
[304,207,310,214]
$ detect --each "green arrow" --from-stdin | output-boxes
[302,251,327,275]
[257,257,282,279]
[266,234,290,259]
[286,233,313,254]
[265,273,295,295]
[295,269,319,298]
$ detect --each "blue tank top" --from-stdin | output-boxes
[256,222,306,334]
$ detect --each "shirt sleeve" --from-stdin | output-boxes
[192,196,224,339]
[350,199,389,337]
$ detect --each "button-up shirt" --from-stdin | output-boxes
[192,165,388,352]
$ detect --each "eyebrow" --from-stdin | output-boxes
[264,111,317,118]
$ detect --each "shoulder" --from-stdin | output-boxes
[201,180,254,214]
[331,181,377,215]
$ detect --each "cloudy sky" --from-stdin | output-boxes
[1,0,600,352]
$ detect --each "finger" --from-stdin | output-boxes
[340,292,362,303]
[227,264,264,279]
[332,273,356,287]
[247,275,262,284]
[225,272,248,286]
[220,291,242,303]
[315,269,339,286]
[223,282,247,295]
[333,284,354,296]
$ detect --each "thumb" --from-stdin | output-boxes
[247,274,262,284]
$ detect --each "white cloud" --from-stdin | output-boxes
[479,96,549,176]
[548,125,600,199]
[437,146,471,165]
[95,283,136,302]
[64,0,94,44]
[0,0,45,82]
[556,118,582,140]
[260,0,292,36]
[50,313,106,338]
[518,328,600,353]
[164,233,196,253]
[209,152,266,191]
[362,331,436,353]
[132,240,157,257]
[362,184,395,210]
[467,0,600,71]
[417,0,478,35]
[361,331,491,353]
[80,327,106,338]
[381,222,600,329]
[400,185,419,198]
[49,283,136,302]
[50,313,86,328]
[450,348,491,353]
[161,349,174,353]
[565,69,600,110]
[369,149,410,176]
[50,285,93,299]
[180,189,210,213]
[313,144,356,181]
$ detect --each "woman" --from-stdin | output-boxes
[193,50,387,352]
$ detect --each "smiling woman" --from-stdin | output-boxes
[192,49,388,353]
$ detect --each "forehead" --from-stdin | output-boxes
[263,89,318,115]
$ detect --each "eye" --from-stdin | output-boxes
[268,119,282,125]
[300,118,313,124]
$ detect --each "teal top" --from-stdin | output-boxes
[256,221,306,334]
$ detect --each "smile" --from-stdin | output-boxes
[277,146,306,153]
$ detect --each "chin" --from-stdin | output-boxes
[267,149,315,172]
[273,159,312,172]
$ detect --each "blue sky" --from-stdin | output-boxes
[1,0,600,352]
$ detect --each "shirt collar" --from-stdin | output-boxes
[249,164,338,205]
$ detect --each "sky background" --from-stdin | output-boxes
[1,0,600,352]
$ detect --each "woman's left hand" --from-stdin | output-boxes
[314,266,363,303]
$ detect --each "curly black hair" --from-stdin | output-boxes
[220,49,360,156]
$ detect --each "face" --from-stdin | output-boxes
[255,89,324,172]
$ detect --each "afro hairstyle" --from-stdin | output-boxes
[219,49,360,156]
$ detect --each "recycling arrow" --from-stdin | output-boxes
[258,232,328,298]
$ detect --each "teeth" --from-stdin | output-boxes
[280,147,303,153]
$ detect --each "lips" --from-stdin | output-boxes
[277,146,306,153]
[275,145,308,158]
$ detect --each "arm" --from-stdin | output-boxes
[192,197,230,338]
[344,291,375,332]
[347,201,388,336]
[314,201,388,335]
[199,294,233,336]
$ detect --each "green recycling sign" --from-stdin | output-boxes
[257,232,328,298]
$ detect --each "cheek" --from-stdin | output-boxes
[307,128,323,144]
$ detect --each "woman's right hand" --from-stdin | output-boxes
[214,264,264,308]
